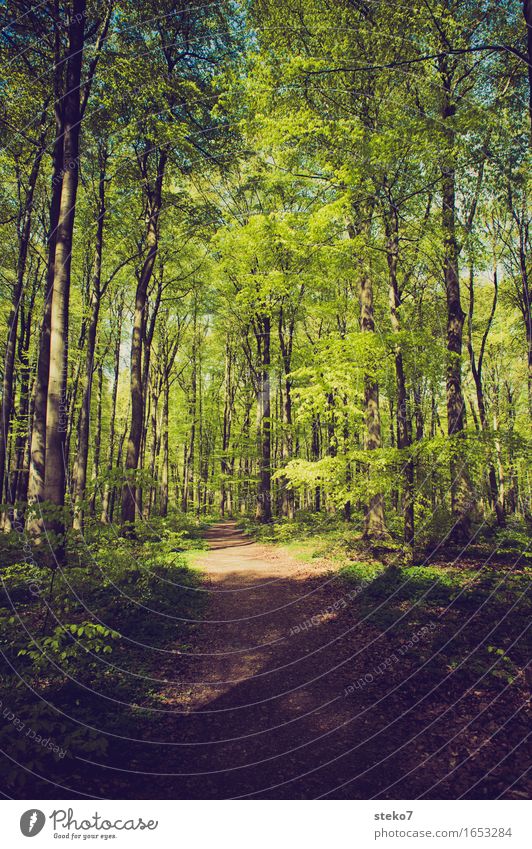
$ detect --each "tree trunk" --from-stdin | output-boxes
[121,149,167,529]
[88,363,103,517]
[0,126,46,507]
[311,413,321,512]
[27,6,65,527]
[72,150,106,530]
[347,212,386,538]
[441,73,472,540]
[466,264,504,526]
[146,377,160,518]
[516,204,532,416]
[524,0,532,136]
[220,342,234,517]
[160,370,170,517]
[11,273,38,513]
[44,0,86,557]
[101,300,123,522]
[505,383,519,513]
[181,316,197,514]
[493,392,505,526]
[385,207,414,543]
[359,270,386,538]
[255,314,272,523]
[278,303,297,519]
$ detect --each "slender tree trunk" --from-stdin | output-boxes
[101,301,123,522]
[311,413,321,512]
[505,383,519,513]
[11,326,32,511]
[342,394,352,521]
[413,385,424,441]
[524,0,532,137]
[278,305,296,519]
[347,212,386,537]
[0,126,46,507]
[111,414,129,523]
[466,264,504,526]
[12,263,40,511]
[72,150,106,530]
[220,342,234,517]
[182,443,190,513]
[255,314,272,523]
[146,378,160,518]
[160,371,170,517]
[516,211,532,416]
[239,392,253,514]
[385,207,414,543]
[182,318,197,513]
[440,69,473,540]
[196,352,203,515]
[359,270,386,538]
[493,392,505,525]
[88,363,103,517]
[121,150,167,529]
[283,377,295,519]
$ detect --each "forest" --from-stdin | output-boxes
[0,0,530,801]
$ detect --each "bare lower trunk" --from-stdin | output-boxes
[121,149,167,529]
[44,0,86,558]
[360,270,386,538]
[27,15,65,525]
[11,279,36,511]
[255,315,272,523]
[1,125,46,507]
[88,363,103,517]
[146,379,160,518]
[72,154,106,530]
[160,372,169,517]
[466,265,504,526]
[182,319,197,514]
[441,69,472,541]
[363,380,386,538]
[278,303,297,519]
[220,343,234,517]
[281,377,295,519]
[311,414,321,512]
[101,302,123,522]
[385,208,414,543]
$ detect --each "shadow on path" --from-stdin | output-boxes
[89,522,529,800]
[21,521,528,800]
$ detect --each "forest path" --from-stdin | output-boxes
[164,520,343,714]
[123,522,433,799]
[104,521,527,800]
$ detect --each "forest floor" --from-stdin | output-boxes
[2,518,529,799]
[85,520,530,800]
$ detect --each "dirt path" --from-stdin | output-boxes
[100,521,527,800]
[161,522,341,714]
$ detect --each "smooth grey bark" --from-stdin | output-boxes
[44,0,86,557]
